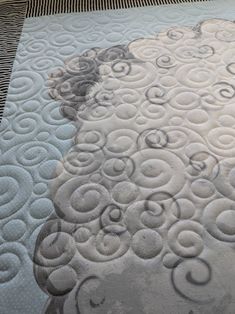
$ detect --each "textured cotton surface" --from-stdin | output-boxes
[2,1,235,313]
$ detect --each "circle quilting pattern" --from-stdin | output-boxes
[2,15,235,313]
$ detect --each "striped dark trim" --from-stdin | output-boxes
[0,1,27,121]
[26,0,212,17]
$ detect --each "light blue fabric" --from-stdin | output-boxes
[0,0,235,312]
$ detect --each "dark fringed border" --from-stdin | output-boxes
[26,0,212,17]
[0,1,27,121]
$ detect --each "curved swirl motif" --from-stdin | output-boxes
[160,126,205,152]
[63,148,103,176]
[111,60,132,78]
[7,71,43,101]
[216,26,235,42]
[140,99,166,121]
[75,276,105,314]
[99,204,126,232]
[146,191,181,219]
[187,151,220,180]
[12,113,41,135]
[169,88,200,110]
[203,198,235,242]
[0,244,22,284]
[145,85,168,105]
[128,38,170,61]
[176,64,215,88]
[226,62,235,75]
[137,128,169,149]
[31,56,63,72]
[34,223,87,299]
[77,227,131,263]
[115,87,141,105]
[171,258,213,304]
[0,165,33,219]
[29,18,235,313]
[207,127,235,157]
[75,129,106,152]
[15,142,61,167]
[35,231,76,269]
[125,199,165,234]
[175,44,214,62]
[94,89,116,108]
[213,158,235,200]
[168,221,204,258]
[166,28,185,41]
[24,39,48,56]
[80,104,114,121]
[54,179,110,223]
[104,128,138,157]
[156,54,176,69]
[212,82,235,101]
[120,63,157,90]
[101,156,135,182]
[131,148,185,193]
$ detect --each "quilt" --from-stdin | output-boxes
[2,0,235,313]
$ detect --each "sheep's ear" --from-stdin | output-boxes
[60,103,79,121]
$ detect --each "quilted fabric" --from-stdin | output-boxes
[2,1,235,313]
